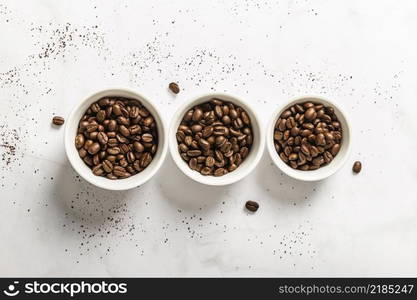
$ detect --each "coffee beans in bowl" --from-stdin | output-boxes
[176,98,253,177]
[170,94,264,185]
[75,97,158,179]
[267,96,351,181]
[273,101,342,171]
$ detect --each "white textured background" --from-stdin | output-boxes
[0,0,416,277]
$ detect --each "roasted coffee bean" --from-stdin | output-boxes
[274,101,342,171]
[142,133,153,143]
[143,117,154,127]
[187,150,202,157]
[177,99,253,176]
[75,134,85,149]
[96,110,106,123]
[118,125,130,137]
[169,82,180,94]
[192,108,203,122]
[191,124,203,133]
[201,167,212,175]
[91,103,100,113]
[202,126,213,137]
[288,153,298,161]
[189,158,197,170]
[107,120,117,131]
[92,154,100,165]
[304,107,317,121]
[214,168,227,177]
[83,139,94,151]
[97,132,108,145]
[352,161,362,173]
[52,116,65,125]
[139,153,152,168]
[75,97,158,179]
[133,141,144,153]
[102,160,113,173]
[315,133,326,146]
[86,124,98,133]
[331,144,340,156]
[245,200,259,212]
[88,142,101,155]
[129,124,141,135]
[78,148,87,158]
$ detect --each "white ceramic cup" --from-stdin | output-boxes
[266,95,351,181]
[64,88,167,190]
[169,93,265,186]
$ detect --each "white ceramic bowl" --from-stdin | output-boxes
[169,93,265,186]
[266,95,351,181]
[65,88,167,190]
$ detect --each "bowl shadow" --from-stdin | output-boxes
[256,151,323,206]
[51,162,142,229]
[158,154,231,212]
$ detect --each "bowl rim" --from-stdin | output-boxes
[169,92,265,186]
[266,94,351,181]
[64,87,168,190]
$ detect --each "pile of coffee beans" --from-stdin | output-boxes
[176,99,253,176]
[75,97,158,179]
[274,101,342,170]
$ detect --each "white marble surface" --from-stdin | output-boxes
[0,0,416,277]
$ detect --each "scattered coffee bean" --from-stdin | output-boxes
[52,116,65,126]
[169,82,180,94]
[75,97,158,179]
[352,161,362,173]
[177,99,253,176]
[274,101,343,170]
[245,200,259,212]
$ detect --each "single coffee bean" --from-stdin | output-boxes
[288,153,298,161]
[119,125,130,137]
[133,141,145,153]
[245,200,259,212]
[88,142,101,155]
[78,148,87,158]
[315,133,326,146]
[214,168,227,177]
[75,134,85,149]
[352,161,362,173]
[129,124,141,135]
[97,132,108,145]
[331,144,340,156]
[52,116,65,125]
[96,110,106,123]
[304,107,317,121]
[86,124,98,133]
[192,108,203,122]
[139,152,152,168]
[143,117,154,127]
[168,82,180,94]
[107,120,117,131]
[83,139,94,150]
[201,167,212,175]
[187,150,202,157]
[102,160,113,173]
[142,133,153,143]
